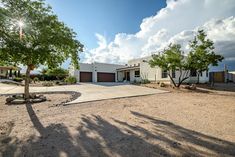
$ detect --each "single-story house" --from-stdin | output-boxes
[69,56,209,84]
[69,62,125,82]
[116,56,209,84]
[0,66,21,79]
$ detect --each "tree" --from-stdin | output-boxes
[46,67,68,80]
[188,30,224,83]
[0,0,83,100]
[149,44,190,87]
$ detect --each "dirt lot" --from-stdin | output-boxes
[0,90,235,157]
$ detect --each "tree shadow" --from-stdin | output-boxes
[129,111,235,156]
[76,115,171,157]
[1,107,234,157]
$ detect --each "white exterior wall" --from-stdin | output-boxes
[69,62,125,82]
[127,56,209,84]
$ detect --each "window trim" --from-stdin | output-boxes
[162,69,168,78]
[134,70,140,77]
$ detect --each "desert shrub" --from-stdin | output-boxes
[33,77,39,82]
[13,77,23,82]
[159,82,165,87]
[42,81,54,86]
[141,79,150,84]
[64,76,77,84]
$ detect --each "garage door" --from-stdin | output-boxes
[80,72,92,82]
[97,72,115,82]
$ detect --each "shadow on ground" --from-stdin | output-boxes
[197,83,235,92]
[1,107,235,157]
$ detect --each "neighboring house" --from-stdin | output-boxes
[69,62,125,82]
[70,56,209,84]
[0,66,21,79]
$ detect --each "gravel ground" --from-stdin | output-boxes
[0,91,235,157]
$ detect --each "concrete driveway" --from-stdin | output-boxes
[0,82,168,104]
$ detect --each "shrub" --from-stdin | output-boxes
[159,82,165,87]
[141,79,150,84]
[13,77,23,82]
[33,77,39,83]
[64,76,77,84]
[42,81,54,86]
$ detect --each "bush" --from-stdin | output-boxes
[64,76,77,84]
[141,79,150,84]
[42,81,54,86]
[33,77,39,83]
[159,82,165,87]
[13,77,23,82]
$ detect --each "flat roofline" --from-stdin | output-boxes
[116,65,140,71]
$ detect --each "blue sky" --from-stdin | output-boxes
[43,0,235,71]
[45,0,166,49]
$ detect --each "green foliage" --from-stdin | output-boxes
[0,0,83,68]
[33,77,39,82]
[0,0,83,98]
[188,30,224,83]
[46,67,68,79]
[64,76,77,84]
[141,79,150,84]
[42,81,54,86]
[13,77,23,82]
[149,44,188,87]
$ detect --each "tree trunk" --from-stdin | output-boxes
[196,72,200,84]
[177,77,189,87]
[168,73,177,87]
[24,65,31,100]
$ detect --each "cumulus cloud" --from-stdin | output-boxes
[83,0,235,70]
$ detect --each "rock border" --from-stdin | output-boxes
[1,91,81,106]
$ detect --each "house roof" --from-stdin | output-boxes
[116,65,140,71]
[0,66,21,70]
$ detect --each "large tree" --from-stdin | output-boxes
[188,30,224,83]
[149,44,190,87]
[0,0,83,99]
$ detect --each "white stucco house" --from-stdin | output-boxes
[69,56,209,84]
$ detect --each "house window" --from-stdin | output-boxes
[200,72,203,77]
[190,69,197,77]
[172,70,176,78]
[134,70,140,77]
[0,69,3,74]
[162,70,168,78]
[206,70,209,77]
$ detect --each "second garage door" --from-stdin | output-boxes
[80,72,92,82]
[97,72,115,82]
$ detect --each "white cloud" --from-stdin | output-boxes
[83,0,235,67]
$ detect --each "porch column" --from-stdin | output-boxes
[9,69,12,78]
[18,70,21,77]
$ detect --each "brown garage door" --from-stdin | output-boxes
[97,72,115,82]
[80,72,92,82]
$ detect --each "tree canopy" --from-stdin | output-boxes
[149,30,224,87]
[0,0,83,99]
[188,30,224,83]
[149,44,190,87]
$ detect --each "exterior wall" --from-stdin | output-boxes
[69,62,125,82]
[0,69,8,78]
[127,56,209,84]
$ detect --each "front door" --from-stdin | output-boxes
[125,71,130,81]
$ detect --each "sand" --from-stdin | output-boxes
[0,90,235,157]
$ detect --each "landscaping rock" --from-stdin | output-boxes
[6,97,15,103]
[11,99,25,104]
